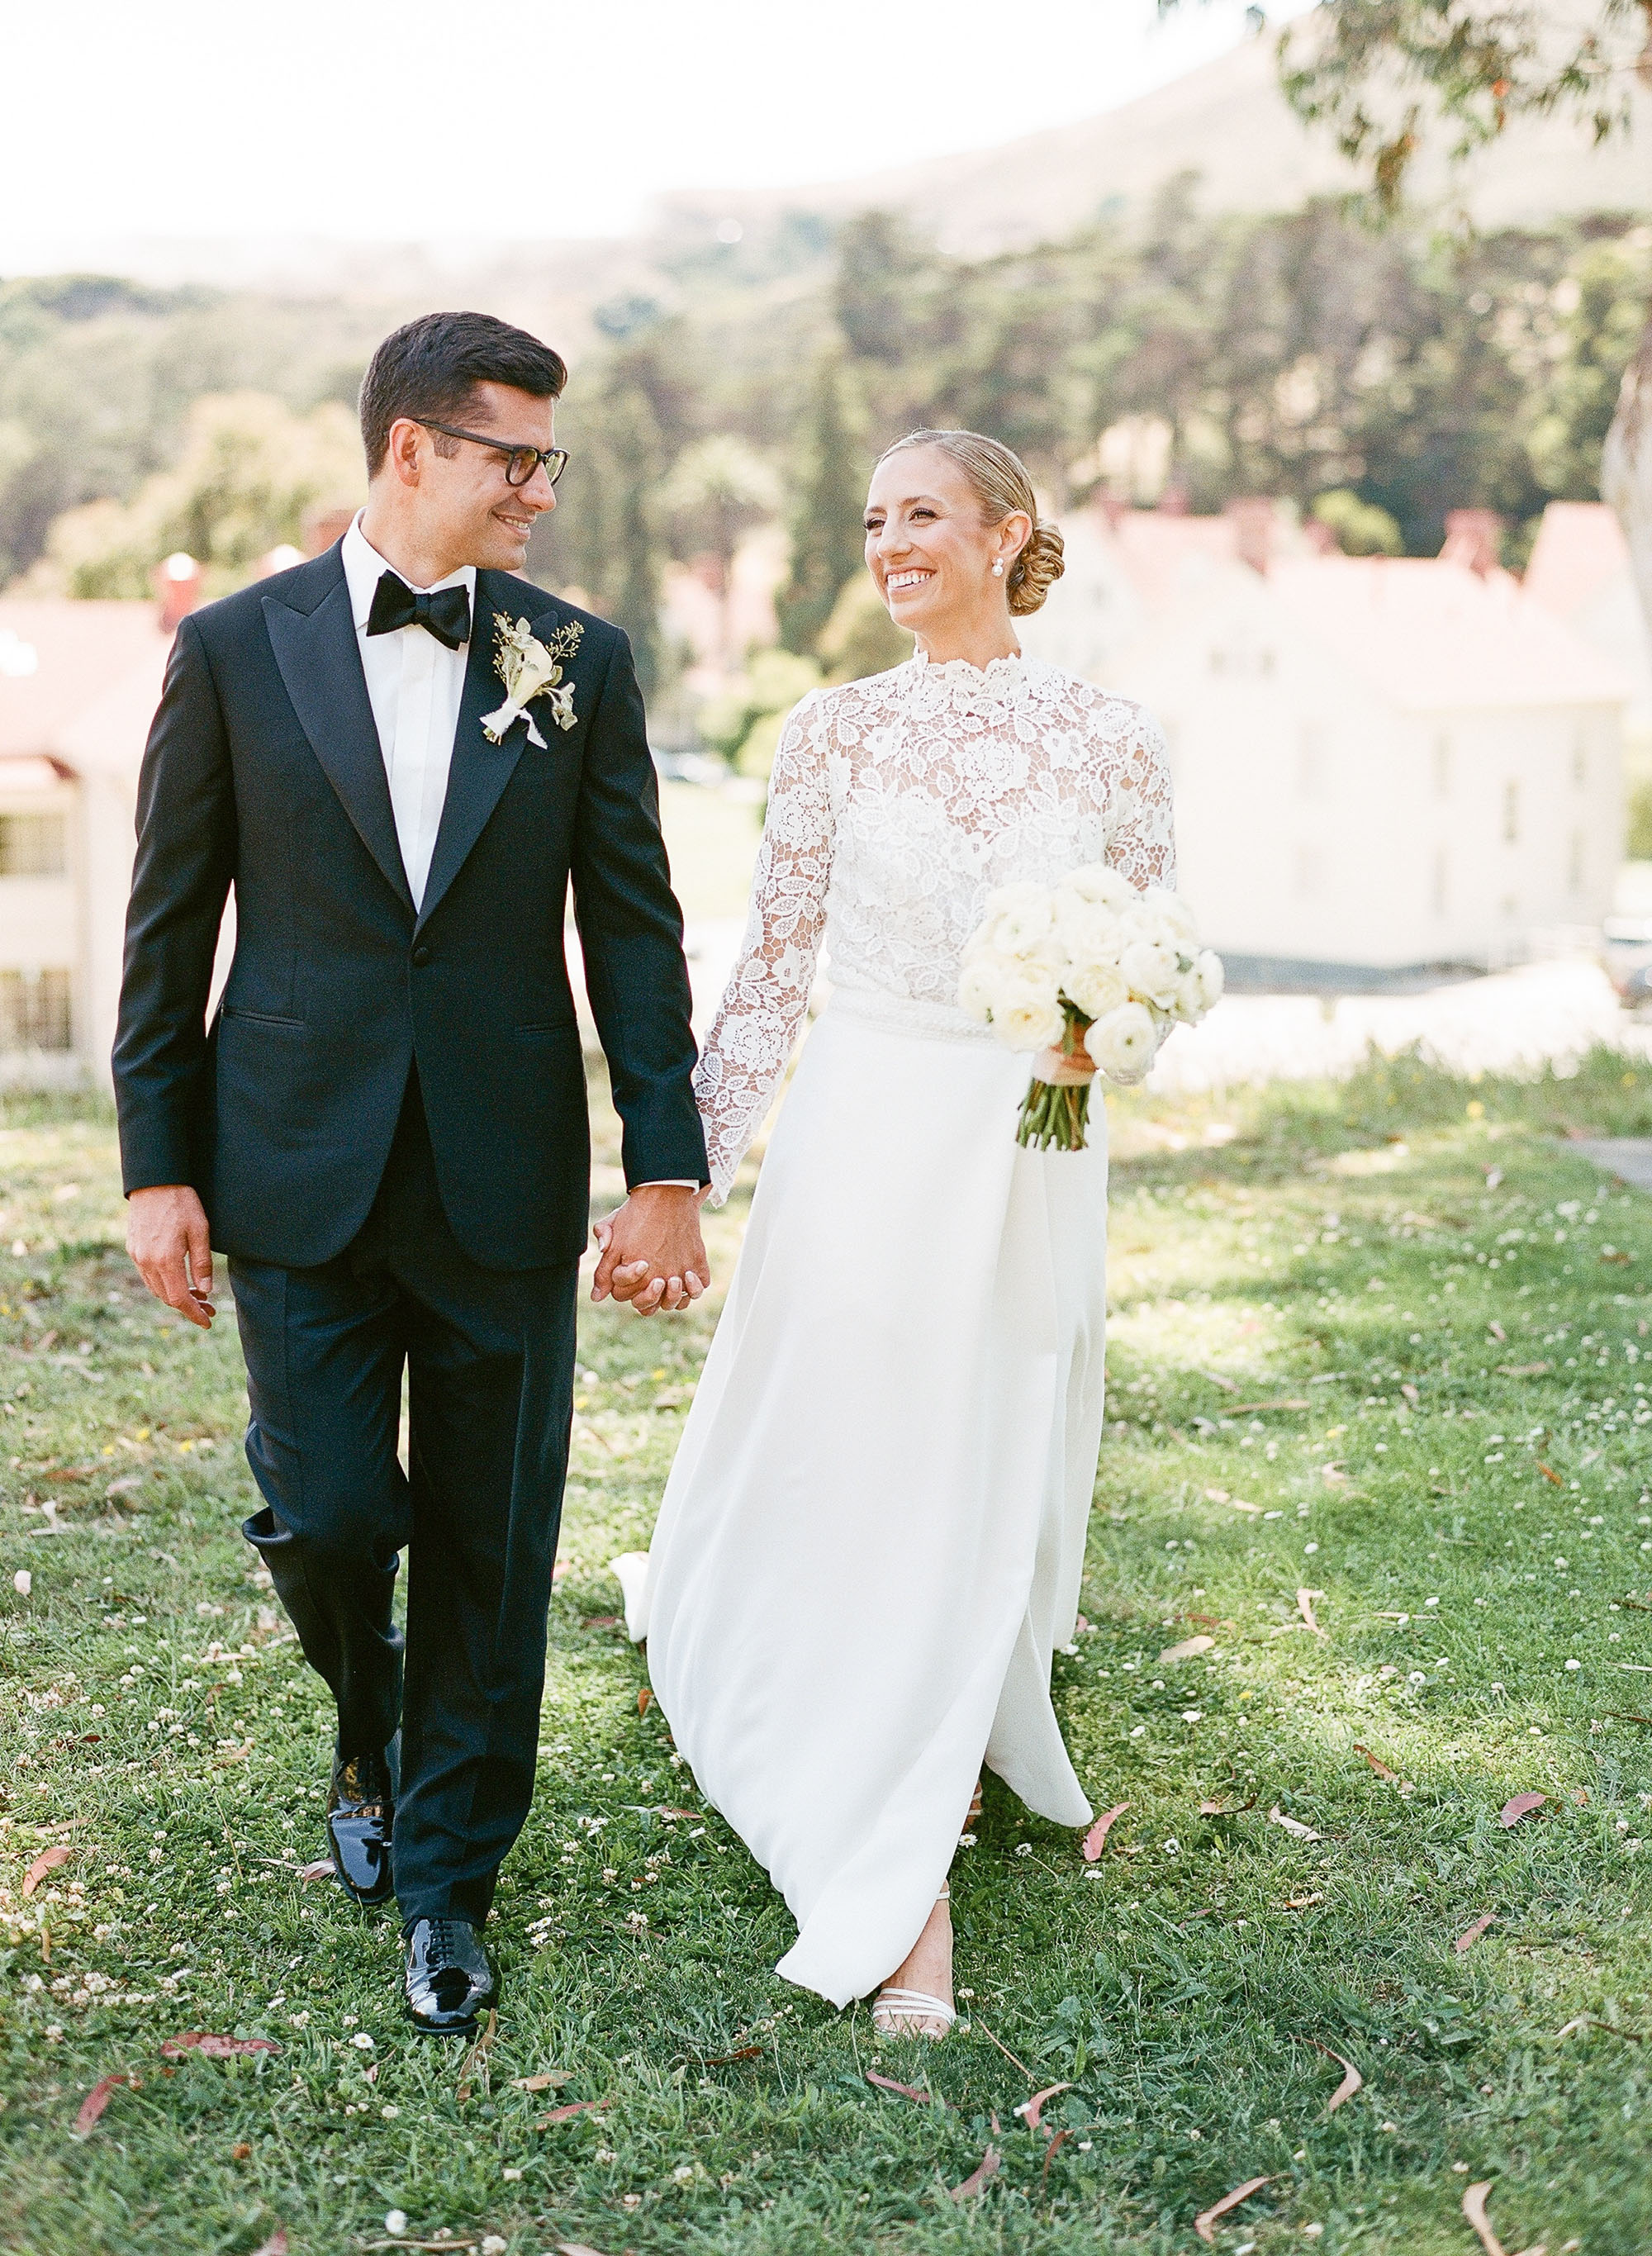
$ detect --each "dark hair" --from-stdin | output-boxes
[358,311,567,475]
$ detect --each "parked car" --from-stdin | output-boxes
[1601,916,1652,1006]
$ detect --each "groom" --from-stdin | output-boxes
[114,311,710,2035]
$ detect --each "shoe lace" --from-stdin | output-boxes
[423,1917,468,1965]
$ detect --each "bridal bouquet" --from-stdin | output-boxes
[957,866,1222,1150]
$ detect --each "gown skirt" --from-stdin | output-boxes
[623,984,1107,2010]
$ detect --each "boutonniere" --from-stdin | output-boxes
[482,615,583,746]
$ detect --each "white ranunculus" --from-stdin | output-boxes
[1065,959,1128,1020]
[993,984,1067,1052]
[1140,885,1199,944]
[1119,934,1182,1009]
[1193,948,1225,1010]
[1088,1000,1158,1082]
[957,953,1014,1022]
[1056,862,1137,915]
[1171,965,1205,1022]
[1053,892,1126,962]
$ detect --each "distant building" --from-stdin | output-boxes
[1522,501,1652,759]
[0,597,173,1083]
[1020,500,1628,983]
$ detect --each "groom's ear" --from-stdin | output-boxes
[381,417,433,490]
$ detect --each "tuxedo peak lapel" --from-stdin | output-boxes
[415,572,533,930]
[262,564,415,916]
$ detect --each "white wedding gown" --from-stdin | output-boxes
[619,651,1175,2008]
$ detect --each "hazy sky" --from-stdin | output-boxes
[2,0,1302,252]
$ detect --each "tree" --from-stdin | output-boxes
[776,351,866,656]
[662,435,781,664]
[1162,0,1652,629]
[40,390,362,598]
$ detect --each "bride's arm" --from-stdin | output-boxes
[695,693,835,1204]
[1104,704,1176,892]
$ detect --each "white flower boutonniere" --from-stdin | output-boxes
[482,614,583,747]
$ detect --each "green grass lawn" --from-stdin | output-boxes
[2,1047,1650,2256]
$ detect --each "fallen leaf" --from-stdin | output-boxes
[455,2006,497,2103]
[297,1858,335,1883]
[1400,1382,1420,1405]
[1462,2178,1548,2256]
[553,2247,612,2256]
[582,1615,620,1629]
[1160,1634,1216,1663]
[701,2045,762,2065]
[510,2070,572,2092]
[249,2234,287,2256]
[1199,1370,1238,1392]
[656,1806,699,1821]
[1042,2126,1073,2186]
[1224,1497,1265,1513]
[1312,2040,1362,2112]
[866,2070,943,2105]
[950,2146,1000,2200]
[1269,1805,1324,1841]
[1554,2015,1646,2043]
[1488,1320,1507,1344]
[1080,1803,1129,1860]
[1227,1399,1309,1414]
[1203,1488,1230,1502]
[1284,1892,1326,1910]
[1297,1588,1327,1639]
[534,2097,609,2125]
[232,2142,252,2160]
[637,1687,653,1717]
[1455,1912,1498,1954]
[1015,2082,1072,2132]
[1498,1363,1551,1377]
[1200,1794,1257,1817]
[1536,1463,1564,1487]
[22,1845,71,1896]
[1322,1462,1351,1487]
[74,2073,131,2136]
[1499,1793,1548,1828]
[1194,2175,1274,2244]
[161,2034,281,2058]
[1602,1249,1633,1263]
[1353,1743,1404,1783]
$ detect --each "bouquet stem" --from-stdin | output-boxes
[1016,1011,1095,1151]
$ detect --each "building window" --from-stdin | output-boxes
[0,968,73,1052]
[1432,737,1450,799]
[1502,781,1519,845]
[0,812,67,877]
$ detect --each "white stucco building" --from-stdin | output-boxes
[0,601,173,1084]
[1021,501,1628,981]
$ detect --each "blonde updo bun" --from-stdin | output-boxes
[876,426,1065,615]
[1008,518,1065,615]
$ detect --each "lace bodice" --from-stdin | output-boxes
[693,652,1175,1200]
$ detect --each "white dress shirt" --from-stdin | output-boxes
[341,512,474,912]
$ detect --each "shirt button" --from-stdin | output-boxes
[411,944,431,967]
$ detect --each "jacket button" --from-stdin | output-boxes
[411,944,430,967]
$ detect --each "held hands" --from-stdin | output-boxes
[126,1184,216,1329]
[591,1183,710,1315]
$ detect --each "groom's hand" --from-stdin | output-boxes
[127,1184,216,1329]
[591,1185,710,1315]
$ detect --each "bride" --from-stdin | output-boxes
[612,427,1175,2037]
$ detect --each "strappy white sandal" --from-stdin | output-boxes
[871,1886,956,2041]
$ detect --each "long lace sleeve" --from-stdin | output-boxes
[1104,705,1176,891]
[693,693,834,1203]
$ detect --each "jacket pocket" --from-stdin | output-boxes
[221,1005,305,1029]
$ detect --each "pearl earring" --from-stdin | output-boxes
[990,559,1004,577]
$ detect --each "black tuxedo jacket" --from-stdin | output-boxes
[113,543,708,1271]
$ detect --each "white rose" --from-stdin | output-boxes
[1056,863,1137,915]
[1193,948,1225,1010]
[1065,960,1128,1020]
[1088,1000,1158,1082]
[1118,935,1181,1009]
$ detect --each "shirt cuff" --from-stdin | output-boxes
[633,1180,703,1190]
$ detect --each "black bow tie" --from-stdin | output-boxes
[365,571,472,651]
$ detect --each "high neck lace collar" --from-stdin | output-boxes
[905,648,1032,711]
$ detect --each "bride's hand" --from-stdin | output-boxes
[591,1186,710,1315]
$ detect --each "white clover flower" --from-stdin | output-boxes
[1088,1000,1158,1081]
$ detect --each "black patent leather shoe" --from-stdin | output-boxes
[325,1741,396,1908]
[403,1916,496,2037]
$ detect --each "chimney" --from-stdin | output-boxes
[1440,508,1502,577]
[154,551,203,633]
[304,505,358,557]
[1225,496,1277,575]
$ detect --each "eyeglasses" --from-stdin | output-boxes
[418,420,570,488]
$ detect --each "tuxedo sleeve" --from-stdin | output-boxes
[112,615,237,1195]
[571,629,710,1190]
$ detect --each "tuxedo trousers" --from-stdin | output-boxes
[230,1069,577,1926]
